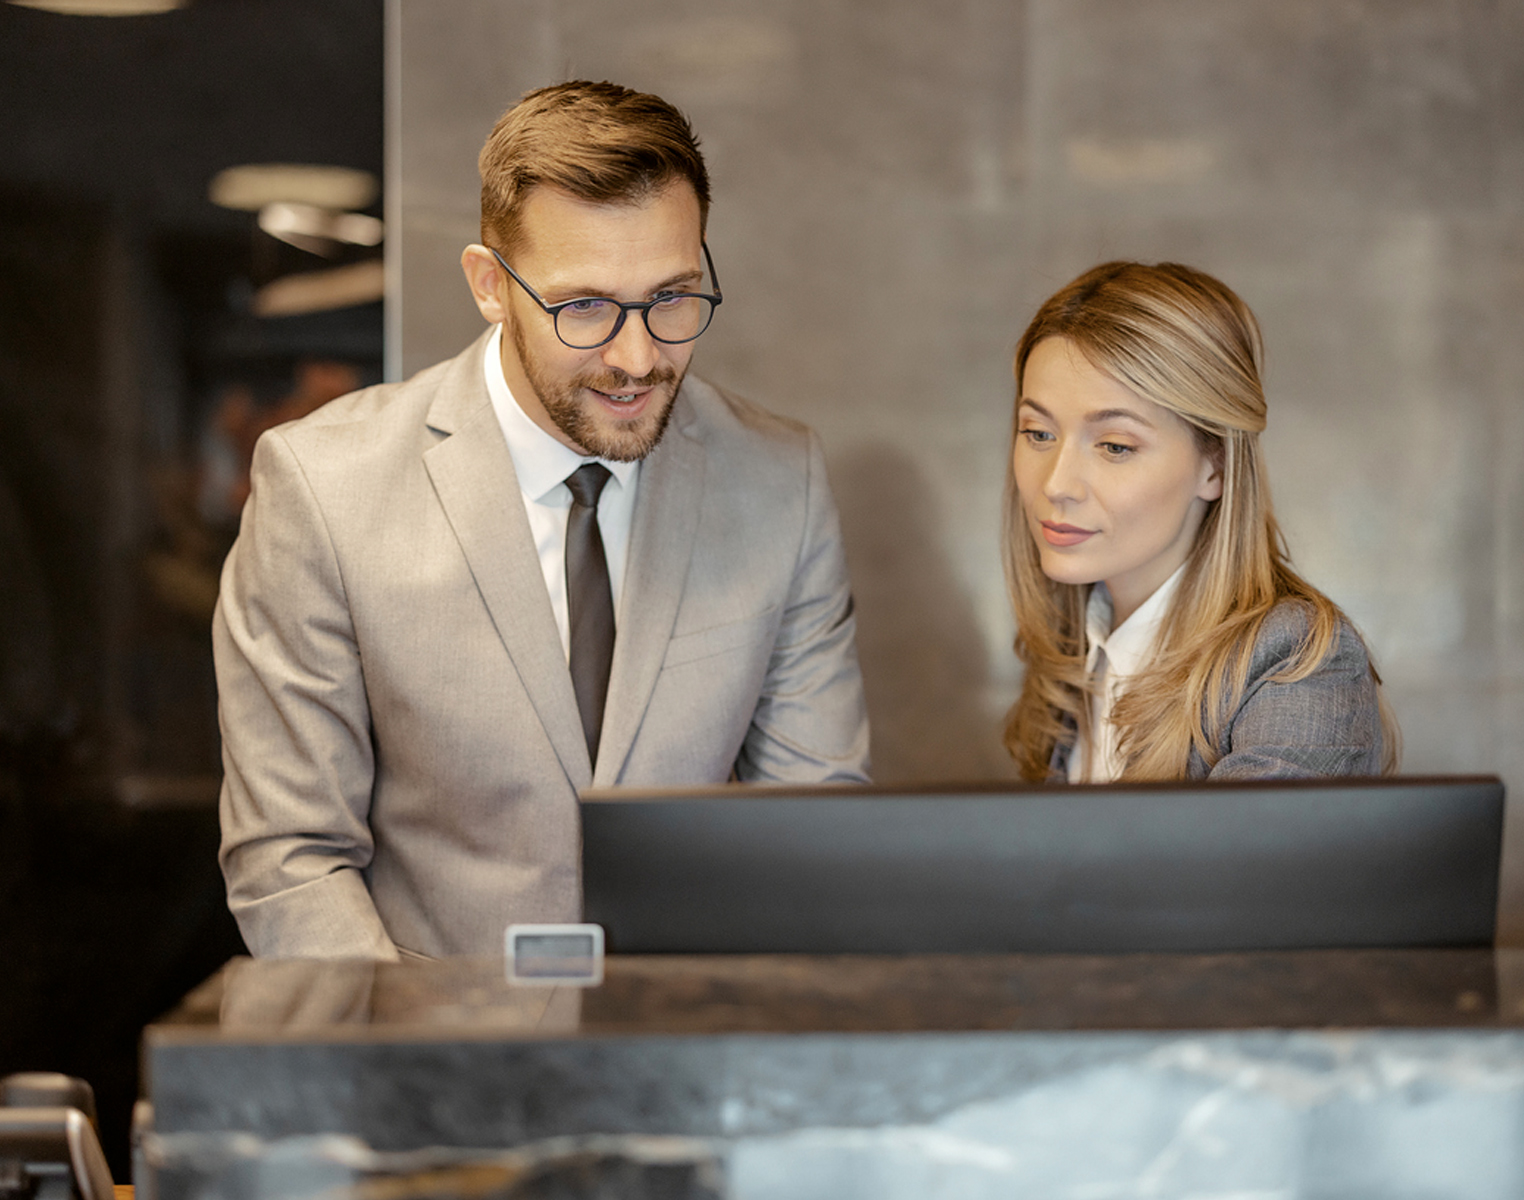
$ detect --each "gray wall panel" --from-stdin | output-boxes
[390,1,1524,934]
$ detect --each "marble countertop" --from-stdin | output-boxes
[149,949,1524,1042]
[143,951,1524,1192]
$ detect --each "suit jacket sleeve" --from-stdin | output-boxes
[734,429,871,783]
[214,427,400,961]
[1202,605,1385,780]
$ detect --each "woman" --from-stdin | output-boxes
[1004,261,1399,782]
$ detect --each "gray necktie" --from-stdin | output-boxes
[564,464,614,763]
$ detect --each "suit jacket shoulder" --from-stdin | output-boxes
[1193,599,1386,780]
[663,376,818,493]
[1048,598,1387,783]
[266,335,488,479]
[677,375,812,443]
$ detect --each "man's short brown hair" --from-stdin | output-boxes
[478,80,711,259]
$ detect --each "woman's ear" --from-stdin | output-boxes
[1197,457,1225,503]
[1195,434,1226,503]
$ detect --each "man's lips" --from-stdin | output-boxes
[1039,520,1096,547]
[590,385,650,405]
[583,372,675,415]
[585,382,659,417]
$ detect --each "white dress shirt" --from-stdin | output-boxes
[1067,564,1186,784]
[481,325,639,660]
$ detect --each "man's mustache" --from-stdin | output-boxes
[579,366,679,392]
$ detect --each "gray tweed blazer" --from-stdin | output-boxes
[1050,601,1387,781]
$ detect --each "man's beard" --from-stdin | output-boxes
[512,318,682,462]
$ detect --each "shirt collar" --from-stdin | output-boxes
[482,324,638,502]
[1084,563,1187,680]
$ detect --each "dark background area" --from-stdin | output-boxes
[0,0,384,1177]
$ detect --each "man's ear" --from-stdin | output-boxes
[461,244,509,324]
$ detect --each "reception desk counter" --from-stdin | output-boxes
[141,949,1524,1199]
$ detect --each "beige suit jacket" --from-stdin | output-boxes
[214,333,870,959]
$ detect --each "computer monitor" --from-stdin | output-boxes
[580,776,1504,954]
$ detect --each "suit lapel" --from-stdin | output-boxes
[594,394,705,786]
[422,336,592,786]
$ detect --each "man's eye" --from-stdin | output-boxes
[563,298,609,316]
[651,291,687,308]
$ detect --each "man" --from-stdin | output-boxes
[214,81,870,960]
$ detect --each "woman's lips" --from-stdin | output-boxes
[1039,520,1095,547]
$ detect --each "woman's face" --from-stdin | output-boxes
[1013,336,1222,626]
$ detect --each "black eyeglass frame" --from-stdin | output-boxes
[489,244,724,350]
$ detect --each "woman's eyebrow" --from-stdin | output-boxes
[1017,398,1154,429]
[1084,407,1154,428]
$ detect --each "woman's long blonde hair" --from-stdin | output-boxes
[1002,261,1399,781]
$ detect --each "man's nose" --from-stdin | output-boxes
[601,311,661,379]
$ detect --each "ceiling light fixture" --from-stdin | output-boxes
[258,202,384,255]
[6,0,186,13]
[251,260,385,319]
[209,164,378,214]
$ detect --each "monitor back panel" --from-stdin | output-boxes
[580,777,1504,954]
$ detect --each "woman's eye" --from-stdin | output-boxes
[1018,427,1053,445]
[1098,441,1135,459]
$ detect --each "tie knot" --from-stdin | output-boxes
[565,463,612,510]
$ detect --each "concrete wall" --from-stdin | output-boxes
[389,1,1524,934]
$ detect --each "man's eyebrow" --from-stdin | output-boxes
[545,268,705,302]
[652,267,705,291]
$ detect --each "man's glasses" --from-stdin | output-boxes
[490,245,723,350]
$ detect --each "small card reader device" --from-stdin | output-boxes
[505,923,604,986]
